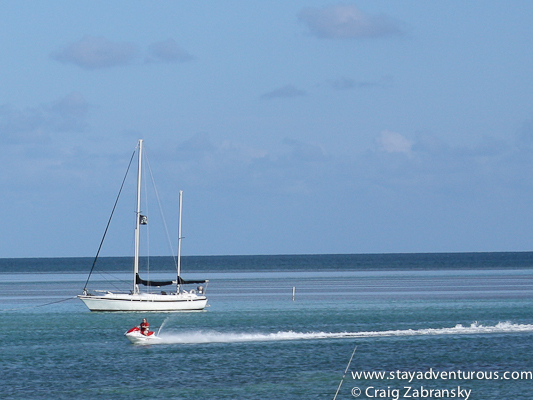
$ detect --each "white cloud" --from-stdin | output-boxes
[299,4,403,39]
[283,138,328,162]
[51,36,138,69]
[377,130,413,154]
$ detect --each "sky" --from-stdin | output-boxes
[2,1,533,258]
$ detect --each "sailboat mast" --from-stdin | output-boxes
[177,190,183,292]
[133,139,143,294]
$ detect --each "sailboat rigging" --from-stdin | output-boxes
[78,139,209,312]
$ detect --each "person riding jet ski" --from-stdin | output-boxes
[140,318,149,336]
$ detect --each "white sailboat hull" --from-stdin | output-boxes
[78,292,208,312]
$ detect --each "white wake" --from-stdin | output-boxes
[155,321,533,345]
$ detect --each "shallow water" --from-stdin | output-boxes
[1,253,532,399]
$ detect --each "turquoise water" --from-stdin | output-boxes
[1,253,532,399]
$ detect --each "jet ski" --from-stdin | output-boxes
[124,326,162,344]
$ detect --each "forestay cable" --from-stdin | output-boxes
[82,147,137,292]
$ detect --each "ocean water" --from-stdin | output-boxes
[1,253,532,400]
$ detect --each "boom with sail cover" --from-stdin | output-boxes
[134,274,207,287]
[177,276,208,285]
[135,274,175,287]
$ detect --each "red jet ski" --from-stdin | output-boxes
[124,326,162,344]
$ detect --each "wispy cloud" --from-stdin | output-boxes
[146,38,194,63]
[260,84,307,100]
[51,36,138,70]
[52,36,194,69]
[0,104,49,145]
[166,130,525,199]
[0,92,89,144]
[299,4,403,39]
[356,129,526,198]
[48,91,89,132]
[153,134,331,195]
[158,129,527,199]
[328,76,393,90]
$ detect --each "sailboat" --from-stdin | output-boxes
[78,139,209,311]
